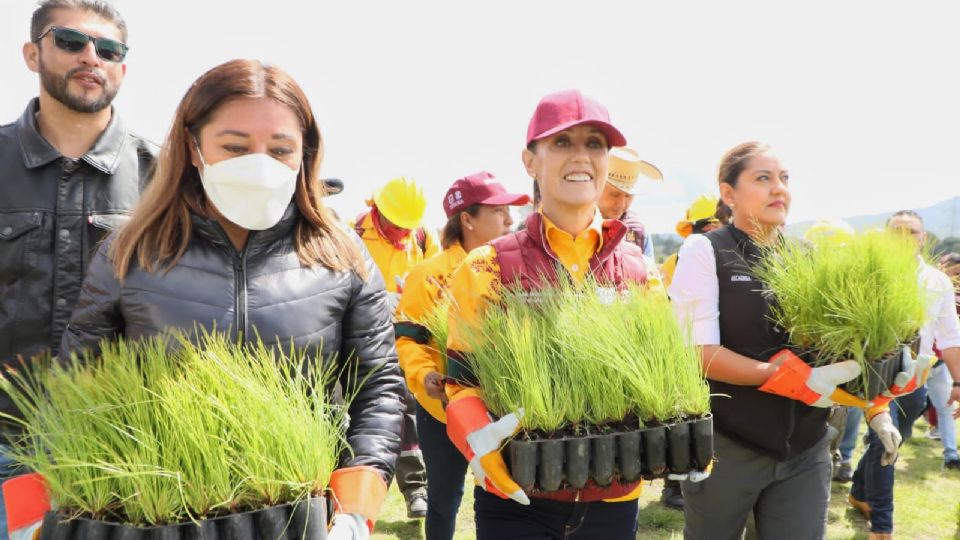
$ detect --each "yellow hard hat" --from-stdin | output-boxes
[675,194,720,237]
[803,219,855,247]
[373,177,427,230]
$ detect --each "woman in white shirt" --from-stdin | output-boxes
[667,141,897,540]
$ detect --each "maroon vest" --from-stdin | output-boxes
[492,212,648,291]
[490,212,647,502]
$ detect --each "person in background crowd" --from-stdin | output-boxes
[596,147,662,260]
[660,194,722,290]
[351,176,437,518]
[926,253,960,440]
[847,210,960,539]
[395,172,529,540]
[442,89,705,539]
[51,59,405,540]
[669,141,906,540]
[0,2,156,536]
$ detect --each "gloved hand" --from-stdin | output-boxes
[759,350,870,408]
[446,388,529,505]
[668,463,712,483]
[883,346,934,398]
[868,411,902,466]
[326,466,387,537]
[327,513,369,540]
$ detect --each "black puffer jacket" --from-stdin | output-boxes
[60,206,405,481]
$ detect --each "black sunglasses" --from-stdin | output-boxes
[34,26,128,62]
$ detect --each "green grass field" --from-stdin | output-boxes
[372,417,960,539]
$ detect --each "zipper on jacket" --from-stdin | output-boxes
[234,251,248,339]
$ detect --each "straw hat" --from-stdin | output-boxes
[606,147,663,195]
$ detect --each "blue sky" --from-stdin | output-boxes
[3,0,958,233]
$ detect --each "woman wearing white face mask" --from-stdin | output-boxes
[60,59,404,540]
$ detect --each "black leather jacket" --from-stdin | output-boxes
[60,207,405,481]
[0,99,156,431]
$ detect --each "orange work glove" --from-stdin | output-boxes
[327,465,388,538]
[446,388,529,505]
[3,473,50,540]
[759,350,870,408]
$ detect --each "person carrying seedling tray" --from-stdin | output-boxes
[846,210,960,539]
[668,141,933,540]
[394,172,528,540]
[441,89,711,540]
[4,60,406,540]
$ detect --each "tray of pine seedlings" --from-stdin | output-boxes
[754,229,929,401]
[1,332,355,540]
[449,279,712,495]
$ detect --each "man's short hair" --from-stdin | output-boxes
[31,0,128,43]
[886,209,924,227]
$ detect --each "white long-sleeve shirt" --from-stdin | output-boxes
[919,259,960,355]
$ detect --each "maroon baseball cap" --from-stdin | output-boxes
[443,172,531,218]
[525,89,627,147]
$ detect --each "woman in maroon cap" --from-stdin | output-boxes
[395,171,529,540]
[438,90,709,539]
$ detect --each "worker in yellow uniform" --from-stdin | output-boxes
[660,194,722,289]
[352,176,438,518]
[441,89,711,540]
[395,171,529,540]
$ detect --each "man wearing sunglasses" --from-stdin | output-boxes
[0,3,155,535]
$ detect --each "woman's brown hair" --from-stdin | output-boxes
[717,141,772,188]
[110,59,367,280]
[441,204,482,250]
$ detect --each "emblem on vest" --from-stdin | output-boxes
[731,275,752,282]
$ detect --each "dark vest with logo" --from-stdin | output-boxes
[706,225,828,460]
[493,212,647,290]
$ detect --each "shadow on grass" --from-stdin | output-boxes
[374,518,423,540]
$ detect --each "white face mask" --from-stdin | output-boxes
[196,150,300,230]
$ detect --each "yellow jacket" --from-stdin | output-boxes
[352,213,440,293]
[395,243,468,422]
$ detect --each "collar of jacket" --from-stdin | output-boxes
[190,203,299,256]
[16,97,130,175]
[725,223,785,265]
[521,211,630,265]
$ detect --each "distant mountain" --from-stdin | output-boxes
[651,196,960,263]
[788,196,960,238]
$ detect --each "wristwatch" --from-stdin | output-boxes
[953,381,960,388]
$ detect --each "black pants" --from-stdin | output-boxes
[395,390,427,497]
[473,486,638,540]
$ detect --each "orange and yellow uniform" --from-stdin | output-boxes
[394,243,468,422]
[352,212,439,293]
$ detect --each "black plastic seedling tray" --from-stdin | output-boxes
[38,496,329,540]
[505,414,714,494]
[840,338,918,401]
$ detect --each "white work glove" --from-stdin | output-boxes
[869,412,902,467]
[668,469,711,483]
[327,513,369,540]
